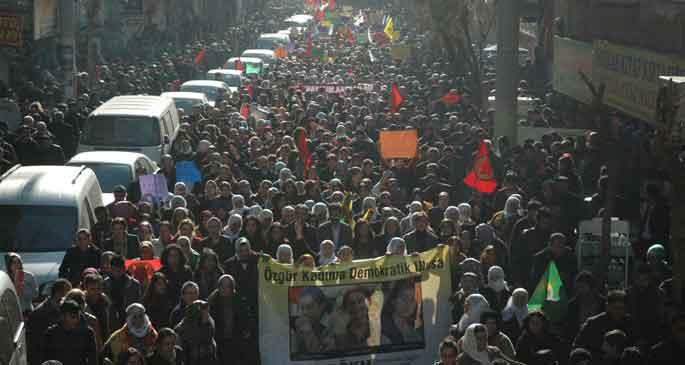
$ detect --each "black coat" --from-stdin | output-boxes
[103,234,141,259]
[59,245,101,286]
[42,323,97,365]
[200,236,235,263]
[27,298,60,365]
[530,247,577,294]
[223,254,259,311]
[147,346,186,365]
[317,221,353,248]
[573,312,634,358]
[403,229,440,253]
[103,274,143,330]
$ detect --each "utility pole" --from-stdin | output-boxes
[58,0,78,97]
[494,0,520,143]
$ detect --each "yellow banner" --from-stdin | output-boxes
[258,246,452,365]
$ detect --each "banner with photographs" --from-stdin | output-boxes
[258,245,452,365]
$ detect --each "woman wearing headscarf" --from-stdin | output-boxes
[488,195,522,246]
[501,288,529,342]
[4,252,38,313]
[317,240,338,266]
[208,275,241,365]
[456,294,490,337]
[169,281,199,328]
[380,278,424,345]
[174,300,217,365]
[457,323,515,365]
[386,237,408,256]
[378,216,402,249]
[276,244,294,264]
[102,303,158,364]
[482,266,512,312]
[194,248,224,299]
[457,203,476,235]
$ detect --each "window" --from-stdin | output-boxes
[66,163,132,193]
[82,115,161,147]
[0,205,78,252]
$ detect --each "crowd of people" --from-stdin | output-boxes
[0,1,683,365]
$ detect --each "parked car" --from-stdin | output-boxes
[205,69,243,93]
[0,165,104,297]
[160,91,209,115]
[79,95,180,163]
[179,80,229,107]
[240,49,277,68]
[224,57,264,76]
[66,151,158,205]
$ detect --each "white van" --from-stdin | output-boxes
[256,33,291,50]
[0,271,25,365]
[0,165,104,296]
[78,95,180,163]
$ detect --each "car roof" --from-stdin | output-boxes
[285,14,313,23]
[259,33,289,39]
[207,69,243,76]
[0,166,98,206]
[181,80,229,88]
[90,95,174,118]
[227,57,263,63]
[161,92,208,101]
[67,151,149,166]
[242,49,275,56]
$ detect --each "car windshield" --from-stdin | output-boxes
[66,163,131,193]
[82,115,161,147]
[243,53,272,62]
[256,39,279,50]
[180,85,219,101]
[222,74,242,87]
[0,205,78,252]
[174,99,200,113]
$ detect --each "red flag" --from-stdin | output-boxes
[296,129,312,174]
[315,8,324,22]
[346,28,355,44]
[240,103,250,118]
[246,84,254,98]
[328,0,336,9]
[193,48,206,65]
[463,141,498,193]
[442,90,461,105]
[235,58,244,71]
[389,83,404,113]
[125,258,161,286]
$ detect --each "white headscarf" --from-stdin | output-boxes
[457,203,473,224]
[318,240,337,266]
[386,237,407,256]
[504,195,521,220]
[126,303,152,338]
[502,288,529,326]
[276,244,294,264]
[486,266,508,293]
[462,323,492,365]
[458,294,490,333]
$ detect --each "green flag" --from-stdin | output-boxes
[528,261,567,323]
[245,62,260,75]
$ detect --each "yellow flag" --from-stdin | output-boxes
[384,17,397,41]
